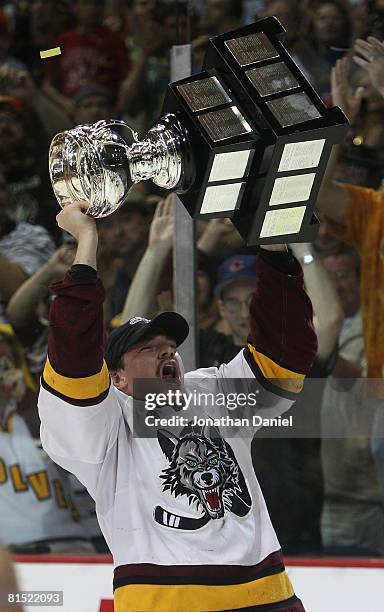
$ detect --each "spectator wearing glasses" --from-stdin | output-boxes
[214,255,256,345]
[198,254,258,368]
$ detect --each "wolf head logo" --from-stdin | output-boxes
[157,423,251,523]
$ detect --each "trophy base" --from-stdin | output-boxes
[129,114,195,192]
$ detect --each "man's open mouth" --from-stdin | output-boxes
[201,487,221,511]
[159,359,180,382]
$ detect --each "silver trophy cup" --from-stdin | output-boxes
[49,115,191,217]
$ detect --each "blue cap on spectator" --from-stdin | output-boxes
[215,255,257,298]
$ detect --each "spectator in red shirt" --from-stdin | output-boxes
[43,0,131,117]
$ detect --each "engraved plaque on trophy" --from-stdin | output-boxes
[266,92,321,127]
[197,107,252,142]
[225,32,280,65]
[246,63,299,97]
[176,76,231,111]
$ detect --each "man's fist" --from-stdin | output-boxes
[56,201,97,241]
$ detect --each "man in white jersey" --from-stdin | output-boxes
[38,201,317,612]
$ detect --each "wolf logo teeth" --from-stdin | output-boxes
[154,422,252,530]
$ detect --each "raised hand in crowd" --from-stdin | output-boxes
[331,56,365,123]
[0,64,71,137]
[148,193,175,249]
[119,18,168,118]
[197,217,236,255]
[319,38,384,223]
[135,19,168,59]
[316,55,364,223]
[6,244,75,327]
[196,217,288,253]
[353,36,384,97]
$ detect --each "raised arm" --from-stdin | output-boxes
[195,245,319,436]
[117,21,166,115]
[317,58,363,223]
[197,218,238,255]
[6,245,75,327]
[290,242,343,363]
[0,65,72,137]
[0,254,28,302]
[42,202,105,389]
[38,203,120,493]
[243,247,318,395]
[353,36,384,98]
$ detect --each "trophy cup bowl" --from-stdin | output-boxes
[49,116,190,218]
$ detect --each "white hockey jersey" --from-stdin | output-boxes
[38,252,317,611]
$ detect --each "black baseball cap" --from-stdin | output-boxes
[105,312,189,370]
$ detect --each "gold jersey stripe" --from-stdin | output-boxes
[248,344,305,394]
[43,358,109,400]
[114,570,294,612]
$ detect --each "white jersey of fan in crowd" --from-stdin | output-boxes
[0,399,92,549]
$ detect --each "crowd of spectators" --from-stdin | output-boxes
[0,0,384,557]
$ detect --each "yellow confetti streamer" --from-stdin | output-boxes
[40,47,62,59]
